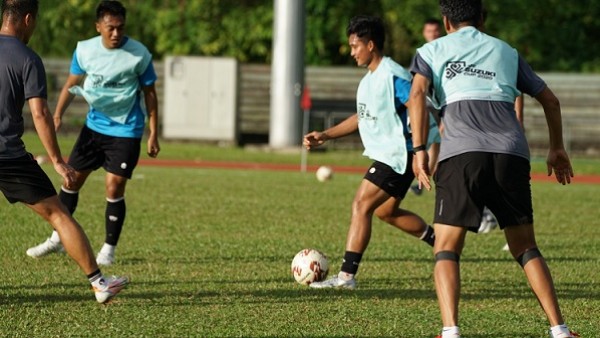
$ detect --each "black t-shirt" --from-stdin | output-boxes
[0,35,47,159]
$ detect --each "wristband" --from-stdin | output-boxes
[413,145,426,153]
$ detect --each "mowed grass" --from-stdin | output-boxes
[0,133,598,337]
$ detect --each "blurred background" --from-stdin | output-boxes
[27,0,600,157]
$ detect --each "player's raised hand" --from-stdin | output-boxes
[547,147,574,185]
[303,131,329,150]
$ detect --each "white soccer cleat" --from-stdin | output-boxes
[26,238,64,258]
[550,330,580,338]
[309,275,356,289]
[96,251,115,266]
[94,275,129,304]
[478,209,498,234]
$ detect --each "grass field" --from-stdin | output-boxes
[0,133,598,337]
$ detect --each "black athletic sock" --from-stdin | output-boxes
[421,225,436,247]
[341,251,363,275]
[105,198,126,246]
[59,187,79,215]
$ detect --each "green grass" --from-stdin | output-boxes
[21,132,600,175]
[1,132,598,337]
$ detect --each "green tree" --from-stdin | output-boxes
[25,0,600,72]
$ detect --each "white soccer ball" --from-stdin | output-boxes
[315,165,333,182]
[291,249,329,285]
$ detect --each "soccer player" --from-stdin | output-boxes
[411,18,443,196]
[0,0,127,303]
[303,15,435,289]
[26,0,160,266]
[408,0,577,337]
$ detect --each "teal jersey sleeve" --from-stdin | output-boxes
[70,50,85,75]
[139,61,157,87]
[393,75,411,108]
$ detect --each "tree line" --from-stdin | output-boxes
[30,0,600,72]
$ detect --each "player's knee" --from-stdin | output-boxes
[516,247,542,268]
[435,250,460,263]
[374,207,391,222]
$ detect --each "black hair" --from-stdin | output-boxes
[439,0,482,27]
[424,17,442,26]
[96,0,126,21]
[1,0,38,21]
[346,15,385,52]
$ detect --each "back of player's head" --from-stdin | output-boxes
[97,0,126,21]
[346,15,385,52]
[439,0,482,27]
[1,0,39,22]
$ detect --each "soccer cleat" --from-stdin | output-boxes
[26,238,64,258]
[96,251,115,266]
[94,275,129,304]
[309,275,356,289]
[478,208,498,234]
[435,333,461,338]
[550,331,580,338]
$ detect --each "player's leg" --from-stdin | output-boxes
[433,223,466,334]
[27,196,97,272]
[344,178,394,253]
[374,192,434,246]
[2,157,128,303]
[28,125,99,257]
[432,153,487,337]
[494,154,576,337]
[26,196,129,303]
[505,225,574,334]
[372,157,435,246]
[96,172,128,266]
[26,170,92,258]
[311,163,392,289]
[59,169,92,214]
[96,134,140,266]
[310,178,388,289]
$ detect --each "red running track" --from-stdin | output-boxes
[138,159,600,185]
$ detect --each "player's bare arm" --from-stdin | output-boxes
[407,73,431,190]
[515,94,524,130]
[28,97,75,185]
[54,73,85,132]
[143,84,160,158]
[303,113,359,149]
[535,86,574,184]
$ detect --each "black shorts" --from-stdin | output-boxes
[0,154,56,204]
[433,152,533,231]
[363,157,415,199]
[69,126,141,179]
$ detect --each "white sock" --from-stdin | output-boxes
[550,324,572,337]
[100,243,116,255]
[441,326,460,338]
[337,271,354,281]
[50,230,61,243]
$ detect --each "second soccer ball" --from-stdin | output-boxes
[315,165,333,182]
